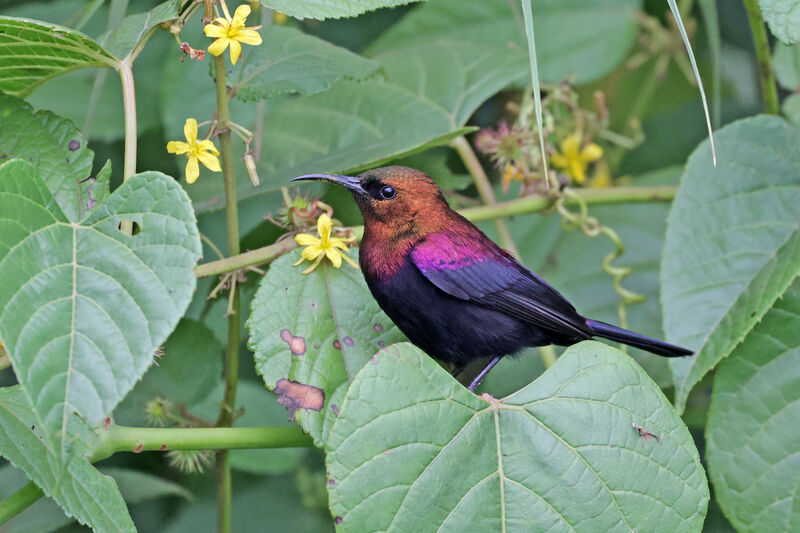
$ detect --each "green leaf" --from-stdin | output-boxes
[113,318,223,425]
[229,25,381,101]
[98,0,179,60]
[326,342,708,531]
[0,16,116,97]
[774,42,800,90]
[661,115,800,412]
[369,0,640,85]
[259,0,423,20]
[192,380,306,475]
[0,160,201,448]
[0,386,135,532]
[0,94,108,221]
[247,249,406,446]
[706,280,800,533]
[757,0,800,44]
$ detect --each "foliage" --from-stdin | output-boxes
[0,0,797,532]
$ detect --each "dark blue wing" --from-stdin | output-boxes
[411,234,592,340]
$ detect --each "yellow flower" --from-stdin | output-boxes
[501,163,523,193]
[204,2,262,65]
[293,214,358,274]
[550,134,604,184]
[166,118,221,184]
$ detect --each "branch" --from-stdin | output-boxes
[743,0,779,115]
[192,186,677,278]
[91,425,313,462]
[0,482,43,525]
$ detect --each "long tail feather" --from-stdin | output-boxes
[586,319,692,357]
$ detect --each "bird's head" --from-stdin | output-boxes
[291,166,450,236]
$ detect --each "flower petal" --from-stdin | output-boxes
[196,139,220,156]
[550,153,567,169]
[316,214,332,240]
[232,4,251,26]
[341,252,359,269]
[301,245,323,261]
[167,141,190,155]
[196,150,221,172]
[207,37,229,57]
[580,143,603,162]
[560,134,580,156]
[204,23,228,38]
[235,29,262,46]
[185,156,200,184]
[325,248,342,268]
[228,39,242,64]
[328,237,350,251]
[295,233,320,246]
[302,254,324,274]
[184,118,198,143]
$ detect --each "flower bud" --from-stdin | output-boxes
[244,152,260,186]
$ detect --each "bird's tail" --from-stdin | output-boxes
[585,319,692,357]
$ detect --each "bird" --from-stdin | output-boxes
[291,166,691,391]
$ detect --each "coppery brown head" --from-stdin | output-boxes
[291,166,451,232]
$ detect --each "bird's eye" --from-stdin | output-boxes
[379,185,396,199]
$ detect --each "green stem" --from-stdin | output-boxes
[90,425,312,462]
[118,58,137,235]
[213,53,241,533]
[0,482,44,526]
[0,355,9,372]
[450,136,520,257]
[192,186,677,278]
[743,0,779,115]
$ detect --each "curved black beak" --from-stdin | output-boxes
[291,173,365,195]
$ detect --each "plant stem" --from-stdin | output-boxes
[212,53,241,533]
[118,58,137,235]
[450,136,520,257]
[90,425,313,461]
[0,482,43,526]
[743,0,779,115]
[192,185,677,278]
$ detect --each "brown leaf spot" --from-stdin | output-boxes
[328,479,336,486]
[343,336,354,347]
[159,444,168,451]
[133,443,144,453]
[274,378,325,420]
[334,517,343,525]
[373,324,383,332]
[330,404,340,416]
[332,339,341,350]
[280,329,306,355]
[68,140,80,151]
[377,340,385,347]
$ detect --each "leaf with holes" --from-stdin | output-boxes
[0,94,108,222]
[661,116,800,412]
[0,16,117,97]
[229,25,381,101]
[260,0,423,20]
[0,160,201,449]
[0,386,135,531]
[706,280,800,533]
[326,342,708,532]
[247,249,406,446]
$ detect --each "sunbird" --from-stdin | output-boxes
[292,166,691,391]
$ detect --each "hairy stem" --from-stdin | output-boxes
[743,0,779,115]
[193,186,677,278]
[91,425,313,461]
[450,136,520,257]
[0,482,43,526]
[213,53,241,533]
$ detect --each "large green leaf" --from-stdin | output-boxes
[326,342,708,532]
[757,0,800,44]
[98,0,179,60]
[0,386,135,532]
[0,16,116,97]
[247,249,406,446]
[0,94,108,222]
[706,281,800,533]
[369,0,640,84]
[0,160,201,448]
[661,116,800,412]
[230,25,381,101]
[774,42,800,90]
[260,0,422,20]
